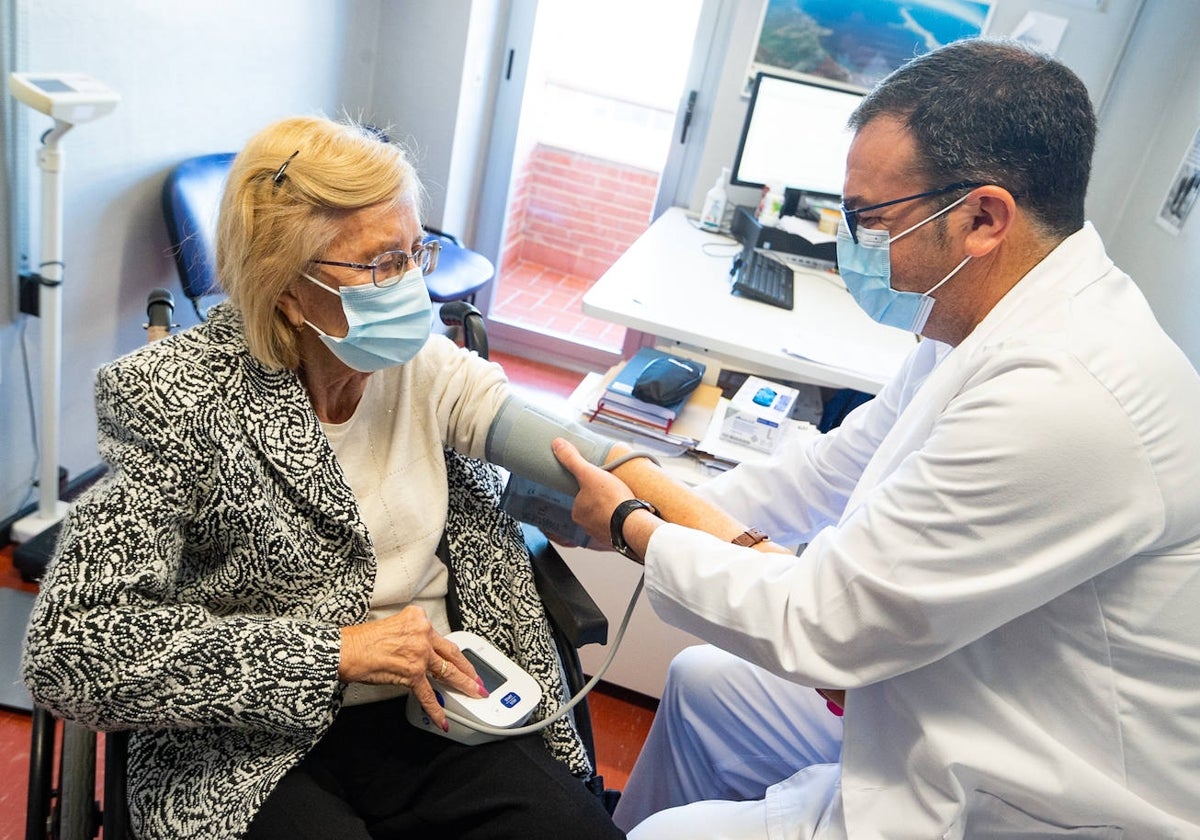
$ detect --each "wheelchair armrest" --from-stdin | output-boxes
[521,523,608,648]
[439,300,489,360]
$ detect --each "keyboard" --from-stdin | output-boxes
[731,249,794,310]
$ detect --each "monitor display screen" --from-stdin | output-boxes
[731,73,864,199]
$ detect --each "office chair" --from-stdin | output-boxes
[161,154,496,321]
[26,292,614,839]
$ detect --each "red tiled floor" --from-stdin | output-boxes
[491,259,626,351]
[587,686,656,792]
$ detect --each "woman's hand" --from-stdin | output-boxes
[338,606,484,731]
[816,688,846,716]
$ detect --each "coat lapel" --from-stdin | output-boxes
[206,305,370,543]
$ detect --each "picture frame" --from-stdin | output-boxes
[744,0,995,95]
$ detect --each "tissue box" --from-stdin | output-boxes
[720,376,798,453]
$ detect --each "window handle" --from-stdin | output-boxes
[680,90,698,144]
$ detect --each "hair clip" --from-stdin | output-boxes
[273,150,300,186]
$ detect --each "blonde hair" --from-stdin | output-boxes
[216,116,422,370]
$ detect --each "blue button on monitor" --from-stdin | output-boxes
[501,691,521,708]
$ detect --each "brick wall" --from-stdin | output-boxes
[500,143,659,282]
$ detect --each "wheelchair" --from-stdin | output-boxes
[25,293,617,839]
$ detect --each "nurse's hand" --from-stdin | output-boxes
[553,437,639,549]
[338,606,486,731]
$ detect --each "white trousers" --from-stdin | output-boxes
[614,645,844,839]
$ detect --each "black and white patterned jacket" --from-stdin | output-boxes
[21,302,588,839]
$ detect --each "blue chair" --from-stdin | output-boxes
[161,152,235,321]
[161,153,495,319]
[422,227,495,303]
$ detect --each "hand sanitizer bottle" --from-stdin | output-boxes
[700,166,730,232]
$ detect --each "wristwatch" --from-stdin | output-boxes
[609,498,660,561]
[732,528,770,547]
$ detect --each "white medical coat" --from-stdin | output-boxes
[644,223,1200,838]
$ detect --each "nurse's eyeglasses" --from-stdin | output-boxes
[840,181,985,244]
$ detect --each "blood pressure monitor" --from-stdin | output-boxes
[405,631,543,745]
[8,72,120,124]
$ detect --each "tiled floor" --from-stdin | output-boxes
[491,260,627,351]
[0,349,654,839]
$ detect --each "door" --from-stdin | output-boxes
[471,0,720,371]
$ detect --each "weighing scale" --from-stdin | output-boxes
[7,72,118,550]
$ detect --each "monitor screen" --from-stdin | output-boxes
[462,648,508,694]
[731,73,864,199]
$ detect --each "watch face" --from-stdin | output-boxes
[611,499,655,561]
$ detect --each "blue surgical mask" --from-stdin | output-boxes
[836,194,972,334]
[302,265,433,372]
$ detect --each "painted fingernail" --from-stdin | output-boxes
[441,719,450,733]
[477,677,489,697]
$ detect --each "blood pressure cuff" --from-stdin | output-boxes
[485,396,617,497]
[631,356,704,406]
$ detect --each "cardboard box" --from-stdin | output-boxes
[720,376,798,453]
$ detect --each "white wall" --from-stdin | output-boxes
[1093,0,1200,367]
[364,0,505,245]
[368,0,468,236]
[0,0,382,520]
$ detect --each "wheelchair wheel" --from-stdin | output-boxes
[56,722,99,840]
[27,708,56,840]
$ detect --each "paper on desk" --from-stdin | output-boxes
[782,327,914,384]
[776,215,835,244]
[670,382,722,441]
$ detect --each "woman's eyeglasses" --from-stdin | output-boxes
[312,240,441,287]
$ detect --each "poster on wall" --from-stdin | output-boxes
[1157,123,1200,236]
[745,0,995,94]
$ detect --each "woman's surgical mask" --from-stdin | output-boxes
[302,265,433,372]
[835,193,972,334]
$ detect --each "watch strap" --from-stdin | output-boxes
[731,528,770,547]
[610,498,659,561]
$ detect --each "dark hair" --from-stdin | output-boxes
[849,39,1095,238]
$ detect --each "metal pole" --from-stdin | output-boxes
[11,121,72,542]
[38,124,68,521]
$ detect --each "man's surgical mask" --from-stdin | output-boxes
[836,194,972,334]
[303,265,433,372]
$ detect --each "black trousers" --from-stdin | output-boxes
[245,696,624,840]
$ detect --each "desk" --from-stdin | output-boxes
[567,208,916,696]
[583,207,917,395]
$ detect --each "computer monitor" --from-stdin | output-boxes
[730,72,864,200]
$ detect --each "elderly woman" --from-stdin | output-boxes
[21,116,625,840]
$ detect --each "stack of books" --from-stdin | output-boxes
[589,347,720,448]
